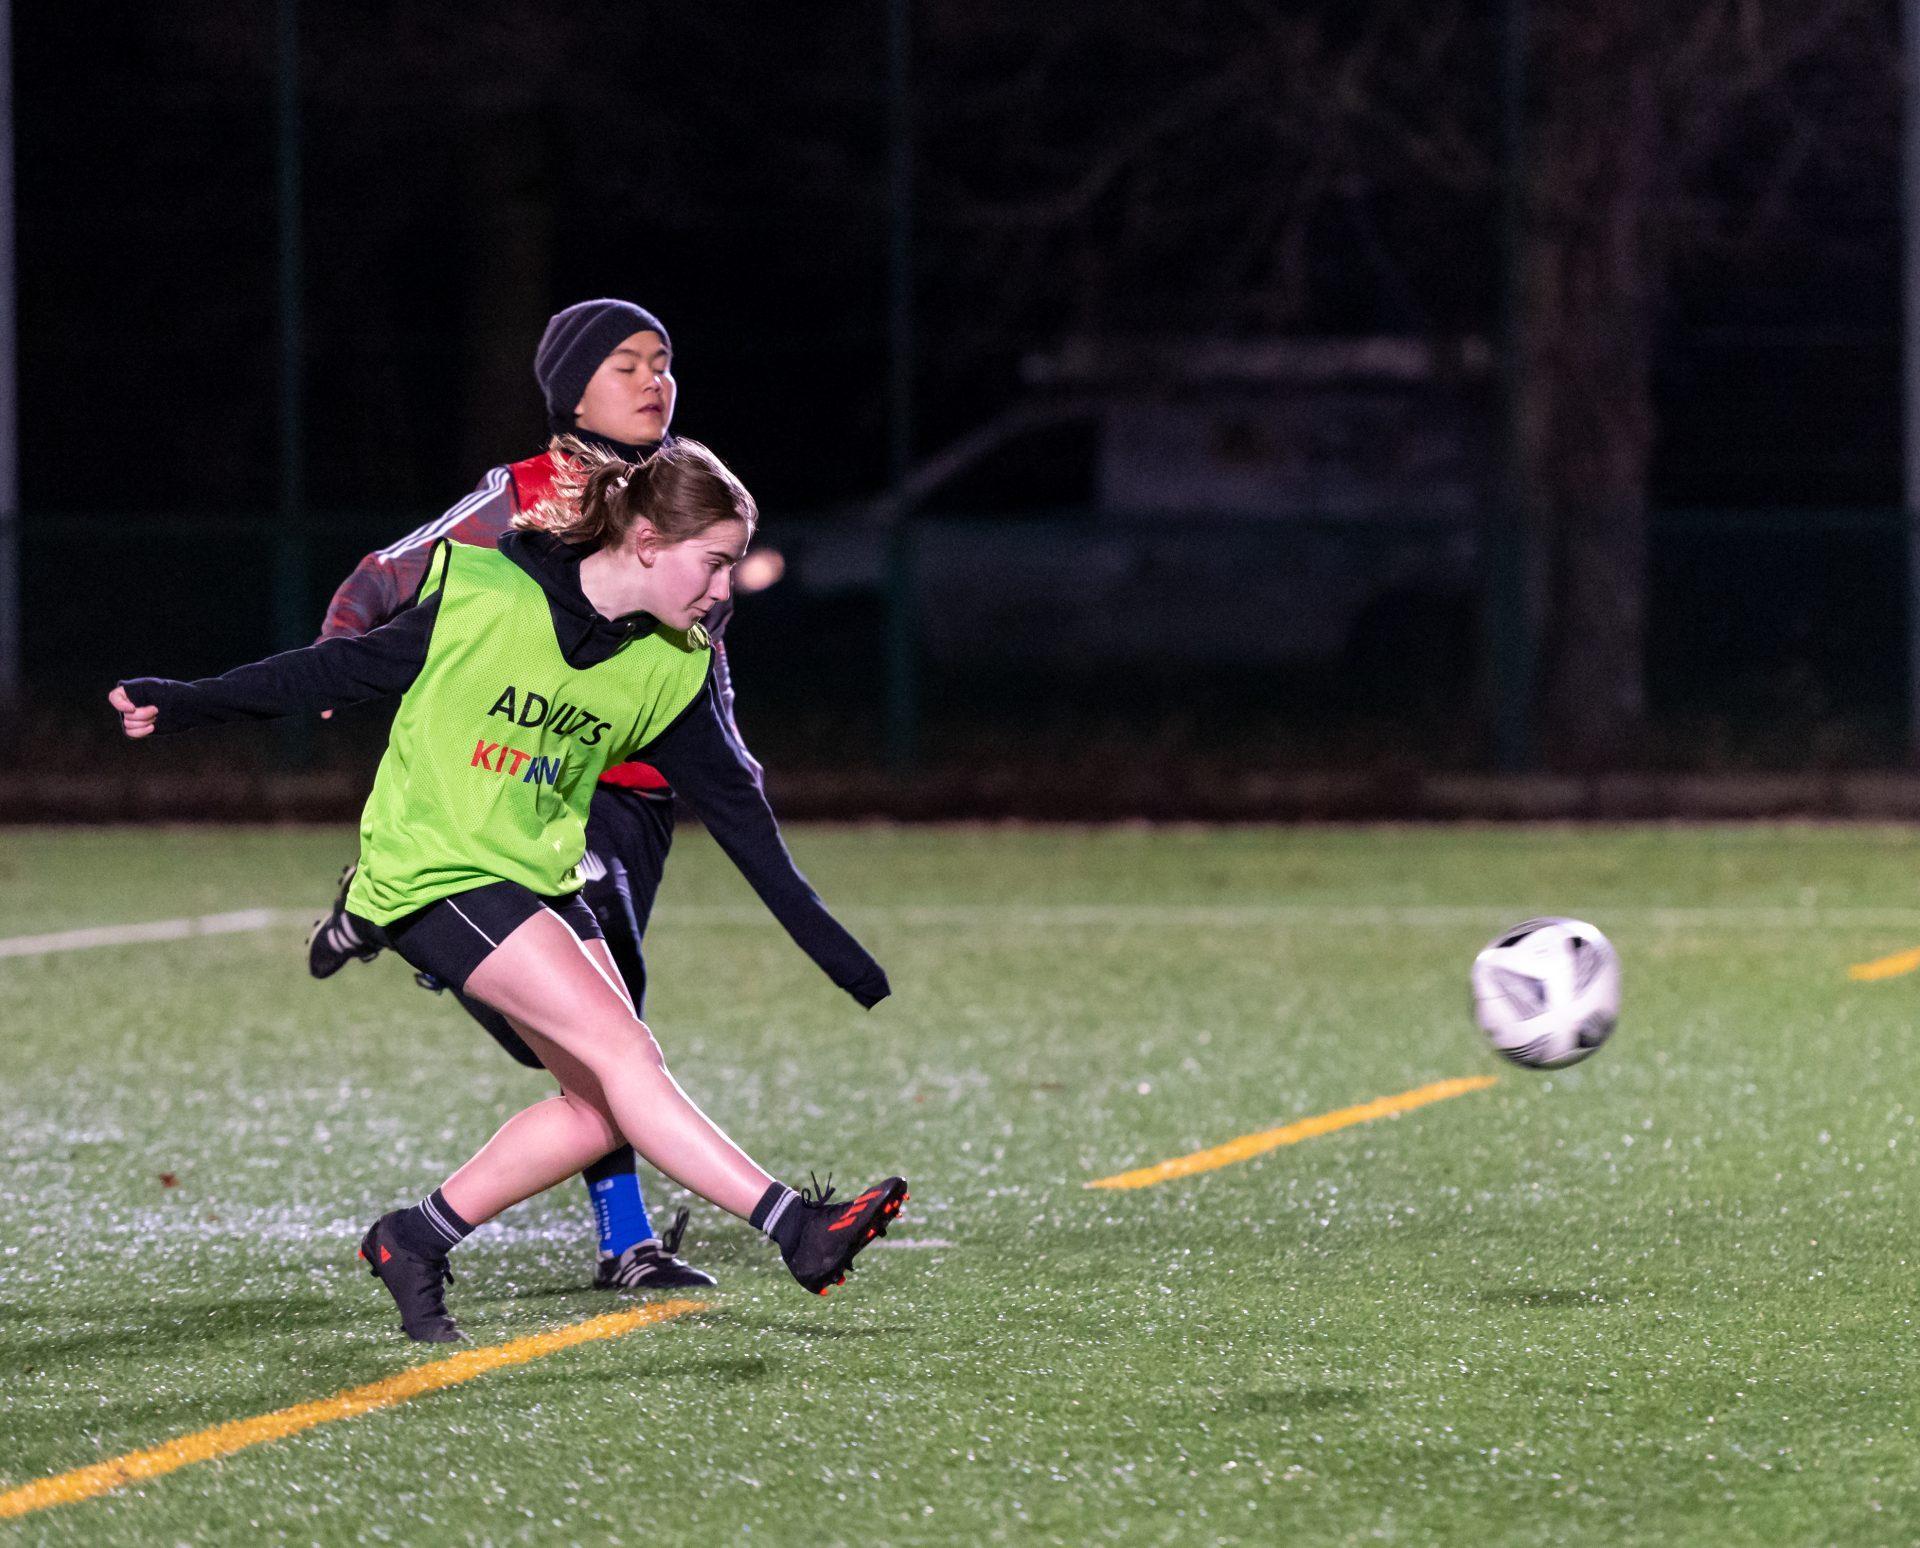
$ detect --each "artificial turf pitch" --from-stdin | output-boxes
[1,823,1918,1546]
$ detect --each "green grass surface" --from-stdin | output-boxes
[3,823,1920,1545]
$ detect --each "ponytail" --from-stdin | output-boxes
[515,436,757,549]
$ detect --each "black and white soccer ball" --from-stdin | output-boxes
[1470,917,1621,1069]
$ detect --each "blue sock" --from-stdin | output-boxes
[582,1147,653,1257]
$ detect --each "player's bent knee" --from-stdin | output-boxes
[628,1019,669,1072]
[559,1013,667,1082]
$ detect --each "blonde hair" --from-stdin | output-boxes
[515,436,758,550]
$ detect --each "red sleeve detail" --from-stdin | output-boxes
[597,761,673,792]
[507,450,561,513]
[319,552,404,640]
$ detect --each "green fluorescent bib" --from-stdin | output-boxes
[346,541,711,925]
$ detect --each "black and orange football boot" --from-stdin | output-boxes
[777,1177,910,1295]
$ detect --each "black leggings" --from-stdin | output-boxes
[454,785,675,1068]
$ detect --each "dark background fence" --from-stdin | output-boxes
[19,504,1911,801]
[10,2,1919,813]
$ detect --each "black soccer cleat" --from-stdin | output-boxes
[778,1176,909,1296]
[593,1208,718,1291]
[307,863,383,980]
[358,1212,464,1343]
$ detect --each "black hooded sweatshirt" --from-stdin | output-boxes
[119,530,889,1008]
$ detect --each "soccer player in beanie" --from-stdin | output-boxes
[111,438,910,1342]
[307,301,874,1293]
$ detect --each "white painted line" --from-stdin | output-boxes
[0,909,292,960]
[6,896,1912,964]
[873,1236,953,1250]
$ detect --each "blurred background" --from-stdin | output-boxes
[4,0,1915,817]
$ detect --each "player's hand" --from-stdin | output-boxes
[846,968,891,1009]
[108,684,158,739]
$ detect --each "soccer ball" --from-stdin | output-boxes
[1470,917,1620,1069]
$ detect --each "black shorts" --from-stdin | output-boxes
[353,880,605,995]
[452,787,675,1069]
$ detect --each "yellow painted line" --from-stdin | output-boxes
[1848,944,1920,982]
[0,1300,709,1521]
[1085,1075,1499,1191]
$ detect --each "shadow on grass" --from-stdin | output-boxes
[1474,1286,1611,1309]
[0,1291,354,1366]
[470,1284,605,1307]
[461,1281,727,1312]
[4,1386,310,1459]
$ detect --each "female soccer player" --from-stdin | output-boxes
[308,298,858,1295]
[110,438,909,1342]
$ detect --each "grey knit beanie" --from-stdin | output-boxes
[534,299,670,432]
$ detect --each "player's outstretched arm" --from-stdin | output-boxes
[642,675,891,1009]
[112,596,439,737]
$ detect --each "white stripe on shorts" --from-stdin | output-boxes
[444,898,500,950]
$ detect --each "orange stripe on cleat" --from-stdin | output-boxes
[827,1189,886,1232]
